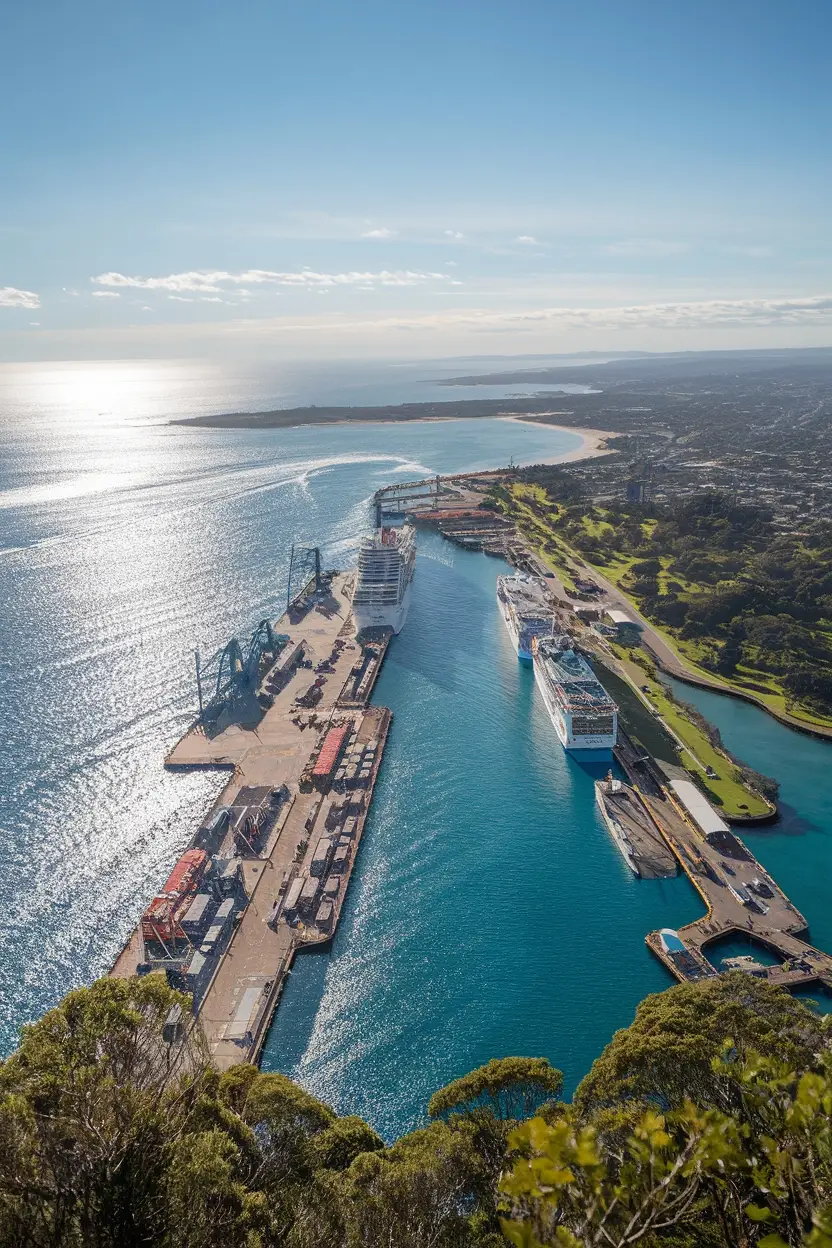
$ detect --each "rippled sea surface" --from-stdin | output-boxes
[0,356,598,1056]
[6,357,832,1144]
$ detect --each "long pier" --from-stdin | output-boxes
[111,572,393,1070]
[612,745,832,992]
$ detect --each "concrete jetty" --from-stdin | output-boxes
[111,571,394,1070]
[616,763,832,992]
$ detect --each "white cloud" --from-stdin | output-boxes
[444,230,464,239]
[381,293,832,332]
[29,321,40,326]
[515,235,539,244]
[0,286,40,309]
[603,239,689,257]
[240,294,832,337]
[93,268,449,292]
[361,227,397,239]
[92,290,121,298]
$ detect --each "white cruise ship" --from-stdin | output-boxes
[496,574,554,660]
[352,525,416,634]
[533,636,618,754]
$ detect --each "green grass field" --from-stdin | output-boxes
[504,488,832,735]
[615,651,772,818]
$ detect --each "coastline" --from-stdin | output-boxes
[499,416,619,466]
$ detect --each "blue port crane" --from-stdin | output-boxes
[286,544,322,608]
[195,619,288,719]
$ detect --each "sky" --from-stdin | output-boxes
[2,0,831,361]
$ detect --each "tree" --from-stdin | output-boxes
[500,1049,832,1248]
[297,1120,498,1248]
[428,1058,563,1123]
[574,974,825,1120]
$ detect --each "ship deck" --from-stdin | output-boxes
[597,781,677,879]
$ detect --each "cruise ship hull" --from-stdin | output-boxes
[497,590,532,660]
[352,586,411,634]
[533,652,616,755]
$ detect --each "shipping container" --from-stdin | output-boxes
[283,877,304,913]
[315,900,334,931]
[330,845,350,874]
[311,724,350,778]
[181,892,214,938]
[311,836,333,877]
[299,875,320,913]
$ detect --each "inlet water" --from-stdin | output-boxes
[262,532,700,1137]
[666,679,832,968]
[4,359,831,1145]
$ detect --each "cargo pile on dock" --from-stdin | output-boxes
[111,572,395,1069]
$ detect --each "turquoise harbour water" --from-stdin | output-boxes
[3,359,832,1145]
[667,680,832,972]
[262,534,700,1137]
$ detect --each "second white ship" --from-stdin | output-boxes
[532,635,618,754]
[352,524,416,634]
[496,573,554,660]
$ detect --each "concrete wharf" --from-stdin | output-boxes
[611,742,832,991]
[111,572,394,1070]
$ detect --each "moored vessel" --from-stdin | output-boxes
[352,525,416,634]
[594,773,638,874]
[533,635,618,754]
[496,573,554,660]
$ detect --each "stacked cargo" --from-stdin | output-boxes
[330,844,350,875]
[180,892,215,941]
[315,901,334,932]
[311,836,333,877]
[142,849,208,945]
[311,724,350,791]
[298,876,320,914]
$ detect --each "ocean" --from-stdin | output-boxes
[2,357,831,1142]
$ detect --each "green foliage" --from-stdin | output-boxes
[428,1057,564,1122]
[305,1115,384,1171]
[574,973,825,1118]
[3,974,832,1248]
[501,1048,832,1248]
[514,478,832,715]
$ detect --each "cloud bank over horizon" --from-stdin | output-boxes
[3,291,832,364]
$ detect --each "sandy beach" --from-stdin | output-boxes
[499,416,620,466]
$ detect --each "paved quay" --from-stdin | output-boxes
[112,572,394,1070]
[624,766,832,991]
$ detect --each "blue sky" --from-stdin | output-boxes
[2,0,831,359]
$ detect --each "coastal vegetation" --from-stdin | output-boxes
[2,974,831,1247]
[499,471,832,733]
